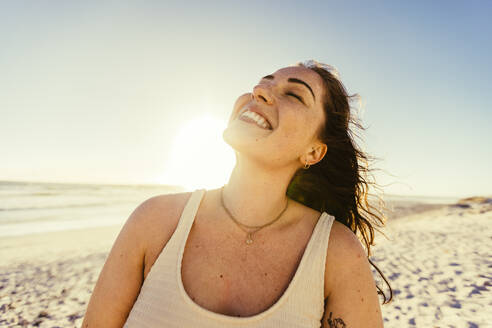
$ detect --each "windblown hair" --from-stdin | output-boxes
[286,60,393,304]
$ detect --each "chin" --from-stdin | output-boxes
[222,123,244,150]
[223,125,259,153]
[224,125,281,169]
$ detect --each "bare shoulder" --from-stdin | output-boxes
[81,191,193,327]
[327,220,367,257]
[324,220,368,296]
[321,219,384,327]
[134,192,193,276]
[133,191,192,243]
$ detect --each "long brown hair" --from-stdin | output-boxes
[286,60,393,304]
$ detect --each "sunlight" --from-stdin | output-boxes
[157,114,236,190]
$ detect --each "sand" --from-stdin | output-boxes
[0,225,122,327]
[0,197,491,327]
[371,197,492,327]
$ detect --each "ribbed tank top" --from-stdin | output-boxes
[123,188,335,328]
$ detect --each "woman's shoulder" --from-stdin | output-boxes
[130,191,192,236]
[129,191,193,276]
[327,220,365,255]
[287,203,367,298]
[286,201,360,254]
[324,220,368,297]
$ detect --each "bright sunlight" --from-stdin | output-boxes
[157,115,236,190]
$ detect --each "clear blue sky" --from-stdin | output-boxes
[1,1,490,198]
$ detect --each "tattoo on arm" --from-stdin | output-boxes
[325,311,346,328]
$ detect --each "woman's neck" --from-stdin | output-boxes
[220,157,298,228]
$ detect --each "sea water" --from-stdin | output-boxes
[0,181,185,237]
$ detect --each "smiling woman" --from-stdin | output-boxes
[83,59,389,328]
[157,115,236,190]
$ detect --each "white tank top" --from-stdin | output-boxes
[124,188,335,327]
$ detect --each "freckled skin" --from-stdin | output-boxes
[223,66,327,171]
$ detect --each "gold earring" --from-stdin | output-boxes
[303,161,310,169]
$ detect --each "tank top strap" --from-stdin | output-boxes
[149,188,206,270]
[311,213,336,266]
[299,212,336,281]
[176,188,207,236]
[286,212,336,318]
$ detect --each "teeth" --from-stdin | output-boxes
[240,110,272,129]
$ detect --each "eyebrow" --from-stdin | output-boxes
[261,74,315,101]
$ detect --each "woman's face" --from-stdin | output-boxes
[222,65,327,169]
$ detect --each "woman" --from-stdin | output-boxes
[82,59,392,327]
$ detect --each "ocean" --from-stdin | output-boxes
[0,180,461,237]
[0,180,186,237]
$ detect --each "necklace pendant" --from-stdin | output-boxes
[246,232,253,245]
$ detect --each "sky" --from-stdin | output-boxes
[0,1,490,198]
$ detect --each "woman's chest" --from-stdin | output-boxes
[180,225,310,317]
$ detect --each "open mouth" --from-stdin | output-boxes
[238,109,273,130]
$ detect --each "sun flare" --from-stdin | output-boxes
[158,115,236,190]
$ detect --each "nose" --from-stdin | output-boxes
[252,84,274,105]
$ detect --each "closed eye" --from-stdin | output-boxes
[286,92,305,104]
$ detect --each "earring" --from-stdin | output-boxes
[303,161,310,170]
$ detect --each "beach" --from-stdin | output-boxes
[0,225,121,327]
[371,197,491,327]
[0,182,490,327]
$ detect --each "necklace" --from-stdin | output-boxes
[219,185,289,245]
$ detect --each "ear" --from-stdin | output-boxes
[304,142,327,166]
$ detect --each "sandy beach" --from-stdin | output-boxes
[0,225,122,327]
[372,197,492,327]
[1,196,490,327]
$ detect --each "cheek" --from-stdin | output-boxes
[279,110,313,136]
[281,111,321,144]
[275,112,312,149]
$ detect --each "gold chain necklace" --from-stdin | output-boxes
[220,185,289,245]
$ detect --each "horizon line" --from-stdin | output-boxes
[1,178,485,200]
